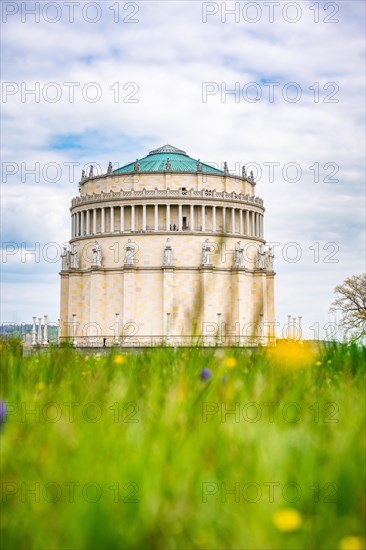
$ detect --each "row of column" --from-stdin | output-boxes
[72,205,264,239]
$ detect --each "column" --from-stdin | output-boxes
[212,206,216,232]
[222,207,226,232]
[80,211,84,236]
[231,208,235,234]
[72,313,77,347]
[251,211,255,237]
[142,204,146,231]
[166,312,172,345]
[166,204,170,231]
[245,210,249,236]
[201,205,205,232]
[71,214,74,238]
[43,315,48,345]
[37,317,42,345]
[239,209,243,235]
[131,205,135,231]
[93,208,97,234]
[154,204,158,231]
[178,204,182,231]
[86,210,90,235]
[76,212,80,236]
[110,206,114,232]
[31,316,37,346]
[190,204,194,230]
[120,206,124,232]
[114,313,120,345]
[260,215,263,238]
[101,207,105,233]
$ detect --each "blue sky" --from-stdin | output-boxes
[1,0,365,339]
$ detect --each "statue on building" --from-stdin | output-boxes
[265,247,274,270]
[92,241,102,267]
[89,165,94,178]
[242,166,247,178]
[81,169,86,181]
[134,159,140,172]
[124,238,136,266]
[250,171,254,181]
[256,244,266,270]
[163,238,173,266]
[61,247,69,270]
[107,161,112,175]
[70,244,79,269]
[234,241,243,268]
[224,162,229,175]
[197,159,202,172]
[202,239,212,266]
[165,158,171,171]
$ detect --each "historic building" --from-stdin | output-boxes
[59,145,275,346]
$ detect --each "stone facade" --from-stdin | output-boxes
[59,146,275,346]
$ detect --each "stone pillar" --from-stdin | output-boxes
[76,212,80,236]
[86,210,90,235]
[31,316,37,346]
[239,209,243,234]
[120,206,124,232]
[101,207,105,233]
[190,204,194,230]
[80,211,84,236]
[298,316,302,341]
[178,204,182,231]
[142,204,146,231]
[114,313,120,345]
[154,204,158,231]
[287,315,292,339]
[37,317,42,345]
[43,315,49,345]
[110,206,114,232]
[131,205,135,231]
[201,205,205,231]
[166,204,170,231]
[71,214,74,238]
[245,210,249,236]
[72,313,77,347]
[251,211,255,237]
[165,312,172,345]
[222,207,226,232]
[212,206,216,232]
[231,208,235,234]
[93,209,97,234]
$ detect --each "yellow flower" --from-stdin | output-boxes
[340,537,366,550]
[114,355,126,365]
[225,357,237,369]
[315,361,322,366]
[269,341,314,371]
[273,508,302,532]
[36,382,45,392]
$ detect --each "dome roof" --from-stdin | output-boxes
[113,144,223,174]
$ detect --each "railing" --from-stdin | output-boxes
[71,189,264,208]
[59,335,276,348]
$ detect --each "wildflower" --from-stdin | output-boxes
[0,401,7,430]
[200,368,212,381]
[36,382,45,392]
[315,361,322,366]
[272,508,302,532]
[339,537,365,550]
[269,341,315,371]
[114,355,126,365]
[225,357,237,369]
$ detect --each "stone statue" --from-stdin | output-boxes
[89,165,94,178]
[165,158,171,171]
[257,244,266,270]
[134,159,140,172]
[92,241,102,267]
[242,166,247,178]
[250,170,254,181]
[81,169,86,181]
[224,162,229,175]
[202,238,212,266]
[70,244,79,269]
[61,247,69,270]
[266,247,274,270]
[163,238,173,266]
[107,161,112,175]
[234,241,243,268]
[197,159,202,172]
[124,238,136,266]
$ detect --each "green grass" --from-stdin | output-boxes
[1,340,365,550]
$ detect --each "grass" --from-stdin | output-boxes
[0,339,365,550]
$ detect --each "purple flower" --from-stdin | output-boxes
[200,368,212,381]
[0,401,7,430]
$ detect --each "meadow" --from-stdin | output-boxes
[1,339,365,550]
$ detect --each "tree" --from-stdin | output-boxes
[331,274,366,341]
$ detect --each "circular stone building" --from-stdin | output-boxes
[59,144,275,346]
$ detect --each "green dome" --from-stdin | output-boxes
[113,144,223,174]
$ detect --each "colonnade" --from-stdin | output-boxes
[71,204,264,239]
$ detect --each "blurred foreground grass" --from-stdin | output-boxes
[0,340,365,550]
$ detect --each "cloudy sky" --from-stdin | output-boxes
[1,0,365,339]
